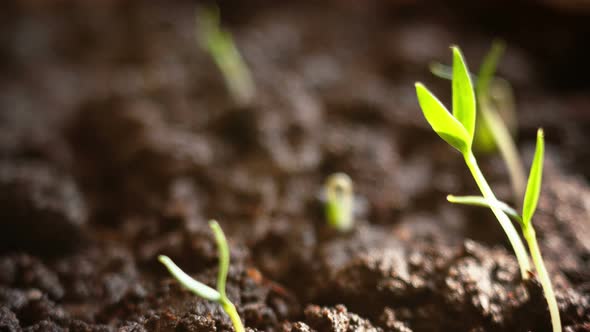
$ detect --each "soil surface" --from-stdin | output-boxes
[1,1,590,331]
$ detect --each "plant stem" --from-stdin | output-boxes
[463,151,531,279]
[221,298,245,332]
[524,226,561,332]
[478,98,526,203]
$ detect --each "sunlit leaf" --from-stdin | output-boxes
[415,83,471,154]
[452,46,476,142]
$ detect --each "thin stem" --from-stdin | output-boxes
[209,220,229,299]
[463,151,531,278]
[478,98,526,203]
[524,226,562,332]
[221,298,245,332]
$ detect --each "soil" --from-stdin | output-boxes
[1,1,590,331]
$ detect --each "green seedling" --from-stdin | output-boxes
[198,6,255,105]
[159,220,244,332]
[324,173,354,232]
[448,130,561,332]
[415,46,532,278]
[430,41,526,202]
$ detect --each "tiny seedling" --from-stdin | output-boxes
[197,6,255,105]
[415,46,532,280]
[448,130,561,332]
[430,41,526,202]
[324,173,354,232]
[159,220,245,332]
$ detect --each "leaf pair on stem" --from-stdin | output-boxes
[415,46,561,331]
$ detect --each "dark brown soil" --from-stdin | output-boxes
[1,1,590,331]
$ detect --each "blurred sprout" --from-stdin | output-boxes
[324,173,354,232]
[198,6,255,105]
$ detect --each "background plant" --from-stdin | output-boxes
[324,173,354,232]
[159,220,245,332]
[198,6,255,105]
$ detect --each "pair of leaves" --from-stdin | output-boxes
[415,47,476,154]
[448,129,545,228]
[158,220,229,301]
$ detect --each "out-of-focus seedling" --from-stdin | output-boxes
[448,130,561,332]
[415,46,532,278]
[197,6,255,105]
[324,173,354,232]
[430,41,526,202]
[159,220,245,332]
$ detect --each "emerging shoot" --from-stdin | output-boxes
[447,130,561,332]
[415,46,532,278]
[324,173,354,232]
[197,6,255,105]
[159,220,245,332]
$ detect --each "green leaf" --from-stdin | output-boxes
[209,220,230,299]
[447,195,523,225]
[158,255,221,301]
[522,129,545,225]
[415,83,471,154]
[476,40,505,98]
[452,46,476,142]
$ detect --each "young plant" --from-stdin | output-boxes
[448,130,561,332]
[197,6,255,105]
[415,46,532,278]
[430,41,526,202]
[158,220,245,332]
[324,173,354,232]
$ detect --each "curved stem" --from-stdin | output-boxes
[463,151,531,278]
[221,298,245,332]
[524,227,562,332]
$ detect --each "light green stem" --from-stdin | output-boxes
[524,226,561,332]
[464,151,531,278]
[478,98,526,203]
[221,298,245,332]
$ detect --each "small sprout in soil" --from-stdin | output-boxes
[415,46,532,278]
[197,6,255,105]
[324,173,354,232]
[430,41,525,202]
[447,130,561,332]
[159,220,245,332]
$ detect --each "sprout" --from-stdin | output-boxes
[415,46,532,277]
[324,173,354,232]
[430,41,526,202]
[197,6,255,105]
[159,220,245,332]
[418,49,560,331]
[447,130,561,332]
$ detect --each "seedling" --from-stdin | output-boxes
[159,220,245,332]
[324,173,354,232]
[197,6,255,105]
[415,46,532,276]
[430,41,526,202]
[416,47,560,331]
[448,130,561,332]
